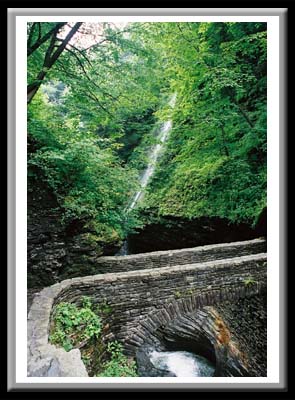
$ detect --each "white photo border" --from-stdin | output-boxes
[8,7,287,391]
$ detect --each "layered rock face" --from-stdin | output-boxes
[27,181,121,288]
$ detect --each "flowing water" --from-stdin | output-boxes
[117,93,177,256]
[149,350,215,377]
[116,237,129,256]
[128,120,173,210]
[128,93,176,212]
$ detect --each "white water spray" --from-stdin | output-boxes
[149,350,215,377]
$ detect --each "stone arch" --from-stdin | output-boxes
[124,283,263,352]
[124,284,265,377]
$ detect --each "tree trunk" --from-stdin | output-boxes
[27,70,46,103]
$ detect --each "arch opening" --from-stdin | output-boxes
[136,315,217,377]
[162,333,217,366]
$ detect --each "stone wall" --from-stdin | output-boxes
[93,238,266,274]
[27,251,266,377]
[27,183,66,288]
[27,180,266,290]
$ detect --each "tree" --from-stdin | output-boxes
[27,22,66,57]
[27,22,163,243]
[27,22,82,103]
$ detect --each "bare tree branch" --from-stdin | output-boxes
[66,47,88,75]
[82,29,130,52]
[47,23,82,66]
[234,103,254,128]
[62,50,119,103]
[57,39,93,67]
[68,43,93,67]
[83,91,114,116]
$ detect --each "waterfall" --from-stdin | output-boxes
[116,93,176,256]
[128,93,176,212]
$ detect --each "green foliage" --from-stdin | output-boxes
[30,22,266,377]
[97,341,138,377]
[49,298,137,377]
[28,21,267,246]
[27,22,165,243]
[142,22,267,225]
[244,276,257,287]
[28,92,139,239]
[49,297,101,351]
[97,302,113,315]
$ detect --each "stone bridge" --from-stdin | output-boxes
[27,238,267,377]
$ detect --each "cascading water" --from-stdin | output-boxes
[116,93,177,256]
[128,93,176,212]
[149,350,215,377]
[128,120,173,210]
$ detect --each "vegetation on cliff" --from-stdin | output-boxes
[49,297,138,376]
[141,22,267,225]
[27,22,267,250]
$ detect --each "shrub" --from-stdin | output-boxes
[49,296,101,351]
[97,341,138,377]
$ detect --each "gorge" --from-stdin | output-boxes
[27,21,267,378]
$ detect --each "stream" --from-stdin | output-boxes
[149,350,215,377]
